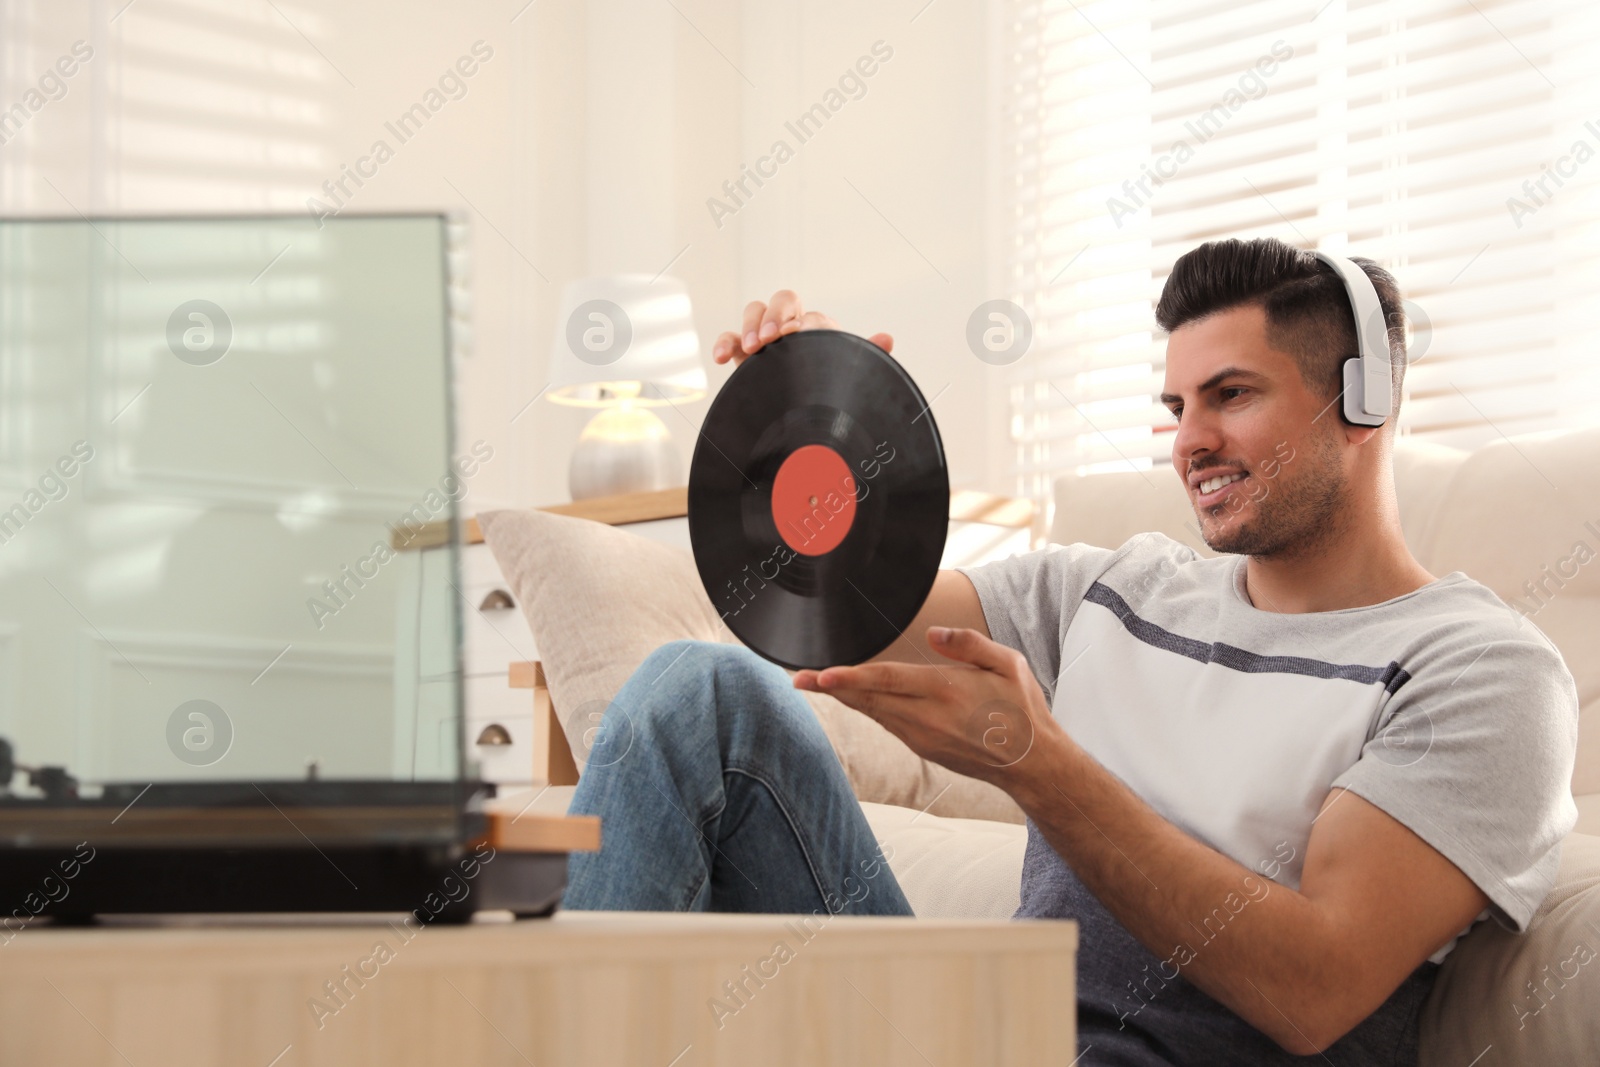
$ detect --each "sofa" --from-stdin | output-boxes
[482,424,1600,1066]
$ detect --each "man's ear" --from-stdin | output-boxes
[1342,423,1382,447]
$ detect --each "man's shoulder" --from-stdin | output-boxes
[1393,573,1573,682]
[1386,572,1554,646]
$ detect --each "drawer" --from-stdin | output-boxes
[465,677,535,785]
[464,671,533,721]
[466,712,535,785]
[462,578,537,676]
[461,540,509,586]
[458,540,537,676]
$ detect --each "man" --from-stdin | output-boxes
[563,238,1578,1064]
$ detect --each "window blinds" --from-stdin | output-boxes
[1002,0,1600,507]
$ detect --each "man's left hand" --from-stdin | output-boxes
[793,627,1064,787]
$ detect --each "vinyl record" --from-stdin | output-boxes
[688,329,949,669]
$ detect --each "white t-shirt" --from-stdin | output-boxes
[959,532,1579,963]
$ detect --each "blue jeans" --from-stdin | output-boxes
[563,640,912,915]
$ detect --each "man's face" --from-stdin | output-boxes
[1161,304,1347,558]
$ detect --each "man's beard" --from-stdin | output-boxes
[1196,427,1347,559]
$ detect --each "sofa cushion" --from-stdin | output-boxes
[478,508,1023,824]
[1415,427,1600,805]
[1419,830,1600,1066]
[858,801,1026,920]
[1387,437,1470,559]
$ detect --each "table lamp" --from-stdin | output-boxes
[546,274,707,500]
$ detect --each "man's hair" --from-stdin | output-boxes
[1154,237,1407,419]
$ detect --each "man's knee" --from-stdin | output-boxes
[624,640,752,726]
[636,640,777,694]
[632,640,738,708]
[632,640,816,736]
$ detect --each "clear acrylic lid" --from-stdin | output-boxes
[0,214,468,842]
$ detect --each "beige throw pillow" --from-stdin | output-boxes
[477,509,1023,824]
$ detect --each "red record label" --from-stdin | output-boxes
[770,444,856,556]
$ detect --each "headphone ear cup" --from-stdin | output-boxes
[1341,357,1387,427]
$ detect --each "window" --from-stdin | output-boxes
[1002,0,1600,509]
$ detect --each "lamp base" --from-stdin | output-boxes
[568,406,682,501]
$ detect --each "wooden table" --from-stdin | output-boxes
[1,912,1077,1066]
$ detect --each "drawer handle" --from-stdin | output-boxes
[475,723,513,747]
[478,589,515,612]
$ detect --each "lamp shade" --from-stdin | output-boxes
[547,274,707,407]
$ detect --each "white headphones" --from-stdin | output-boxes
[1312,250,1393,427]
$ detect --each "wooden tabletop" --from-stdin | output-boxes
[1,912,1076,1066]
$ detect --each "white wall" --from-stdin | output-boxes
[728,0,997,495]
[0,0,1006,511]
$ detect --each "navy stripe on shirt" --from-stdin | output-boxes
[1084,581,1412,694]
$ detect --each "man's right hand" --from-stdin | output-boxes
[712,289,895,366]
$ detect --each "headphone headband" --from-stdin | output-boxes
[1312,250,1392,427]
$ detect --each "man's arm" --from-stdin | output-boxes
[800,628,1490,1055]
[868,570,990,667]
[1012,728,1488,1053]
